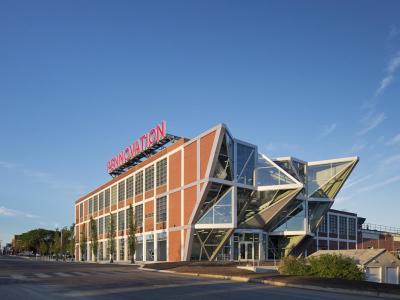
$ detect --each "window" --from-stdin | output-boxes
[94,195,98,212]
[349,218,356,236]
[89,197,93,214]
[329,214,338,234]
[105,188,110,208]
[135,171,143,195]
[99,217,104,235]
[146,234,154,261]
[145,166,154,191]
[99,241,103,261]
[111,184,117,205]
[99,192,104,210]
[135,204,143,227]
[156,159,167,187]
[118,210,125,231]
[105,215,110,234]
[126,176,134,199]
[339,216,347,236]
[136,236,143,261]
[112,213,117,231]
[118,181,125,202]
[79,203,83,219]
[157,232,167,261]
[119,238,125,261]
[156,196,167,223]
[319,216,327,233]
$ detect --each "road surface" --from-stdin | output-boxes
[0,256,386,299]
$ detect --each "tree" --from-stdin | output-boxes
[14,229,55,254]
[80,225,87,261]
[107,213,116,263]
[89,217,98,262]
[127,205,137,263]
[39,240,48,256]
[53,229,61,260]
[67,223,75,259]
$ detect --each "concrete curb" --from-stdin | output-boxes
[138,267,400,299]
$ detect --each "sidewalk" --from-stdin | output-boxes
[141,262,400,299]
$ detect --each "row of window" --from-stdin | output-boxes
[81,159,167,217]
[83,196,167,236]
[86,233,167,262]
[319,215,356,236]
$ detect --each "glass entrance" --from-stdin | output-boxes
[239,241,253,261]
[234,231,267,261]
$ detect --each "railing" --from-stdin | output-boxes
[362,223,400,235]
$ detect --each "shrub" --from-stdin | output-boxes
[278,254,365,281]
[278,256,310,276]
[308,254,365,281]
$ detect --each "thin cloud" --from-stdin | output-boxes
[334,195,353,205]
[342,175,372,190]
[358,112,386,136]
[375,51,400,96]
[0,160,86,194]
[388,25,400,39]
[264,142,300,155]
[383,154,400,165]
[0,206,39,219]
[345,140,367,155]
[318,123,337,139]
[387,133,400,146]
[0,161,17,169]
[357,175,400,193]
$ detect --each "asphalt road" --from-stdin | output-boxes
[0,256,385,299]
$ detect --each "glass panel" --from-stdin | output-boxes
[197,188,232,225]
[136,242,143,261]
[213,133,234,180]
[197,183,230,221]
[146,234,154,261]
[214,206,231,224]
[274,160,298,180]
[256,157,295,186]
[308,201,331,232]
[191,229,231,261]
[269,200,306,232]
[157,233,167,262]
[236,143,255,185]
[239,189,298,226]
[307,161,352,197]
[240,243,246,260]
[247,243,253,260]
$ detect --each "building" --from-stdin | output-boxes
[74,122,358,262]
[310,249,400,284]
[309,209,358,254]
[358,223,400,259]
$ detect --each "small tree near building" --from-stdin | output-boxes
[80,225,87,261]
[89,217,98,262]
[107,213,116,263]
[127,204,137,263]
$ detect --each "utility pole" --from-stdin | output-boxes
[61,229,63,261]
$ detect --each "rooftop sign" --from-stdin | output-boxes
[107,121,168,176]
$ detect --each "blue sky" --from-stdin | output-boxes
[1,1,400,244]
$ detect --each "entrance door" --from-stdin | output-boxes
[239,242,254,261]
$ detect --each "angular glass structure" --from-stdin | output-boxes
[188,125,358,261]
